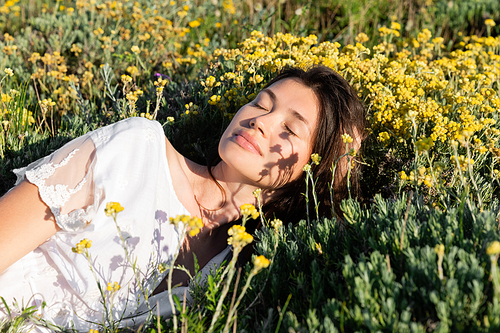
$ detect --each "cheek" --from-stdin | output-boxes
[266,142,312,186]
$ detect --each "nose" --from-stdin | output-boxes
[249,115,267,137]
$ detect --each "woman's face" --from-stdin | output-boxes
[219,78,319,189]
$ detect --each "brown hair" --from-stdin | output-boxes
[258,65,366,224]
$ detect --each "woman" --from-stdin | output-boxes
[0,66,365,331]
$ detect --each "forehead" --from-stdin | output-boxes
[264,77,315,100]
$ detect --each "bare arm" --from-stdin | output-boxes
[0,180,60,274]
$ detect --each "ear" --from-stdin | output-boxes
[351,126,364,152]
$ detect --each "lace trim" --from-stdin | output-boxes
[24,148,95,231]
[55,207,95,231]
[25,149,86,208]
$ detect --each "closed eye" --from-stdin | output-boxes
[252,102,268,111]
[284,123,296,136]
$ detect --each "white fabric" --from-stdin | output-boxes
[0,117,229,331]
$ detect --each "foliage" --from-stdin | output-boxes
[237,195,500,332]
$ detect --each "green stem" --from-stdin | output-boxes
[466,143,482,209]
[167,223,188,333]
[208,247,241,333]
[308,171,319,221]
[304,172,310,226]
[345,143,352,200]
[224,269,258,331]
[425,152,447,210]
[113,215,149,304]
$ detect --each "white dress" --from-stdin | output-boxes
[0,117,230,332]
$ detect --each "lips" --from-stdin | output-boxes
[234,131,262,155]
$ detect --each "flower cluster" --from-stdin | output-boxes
[227,225,253,249]
[415,137,435,153]
[240,204,259,220]
[252,255,270,272]
[72,238,92,254]
[270,218,283,232]
[487,241,500,256]
[310,153,321,165]
[169,214,204,236]
[342,134,353,144]
[107,281,121,292]
[3,68,13,77]
[400,167,435,187]
[104,202,124,217]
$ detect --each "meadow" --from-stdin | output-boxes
[2,0,500,331]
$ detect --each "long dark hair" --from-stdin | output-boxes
[208,65,366,224]
[258,66,366,224]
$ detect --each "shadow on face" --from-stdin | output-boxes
[233,96,310,190]
[256,144,300,189]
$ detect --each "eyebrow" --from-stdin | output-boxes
[261,88,311,130]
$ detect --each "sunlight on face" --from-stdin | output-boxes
[219,78,319,189]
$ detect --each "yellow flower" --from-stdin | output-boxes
[4,68,13,76]
[270,218,282,232]
[434,244,445,256]
[188,216,203,236]
[107,281,121,292]
[208,94,221,105]
[485,19,496,27]
[158,263,167,274]
[40,98,56,111]
[121,74,132,83]
[240,203,259,220]
[378,131,390,143]
[355,33,369,43]
[93,27,104,36]
[310,153,321,165]
[487,241,500,255]
[72,238,92,254]
[253,255,270,271]
[315,242,323,254]
[70,44,82,56]
[188,20,200,28]
[131,45,140,54]
[342,133,353,144]
[1,93,11,103]
[167,116,175,123]
[302,164,311,172]
[104,202,124,217]
[390,22,401,30]
[227,225,253,248]
[169,215,204,236]
[29,52,41,63]
[126,66,139,76]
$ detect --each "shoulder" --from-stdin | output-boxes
[86,117,172,181]
[90,117,165,148]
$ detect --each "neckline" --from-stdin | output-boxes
[158,133,191,216]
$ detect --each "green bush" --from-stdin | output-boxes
[226,195,500,332]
